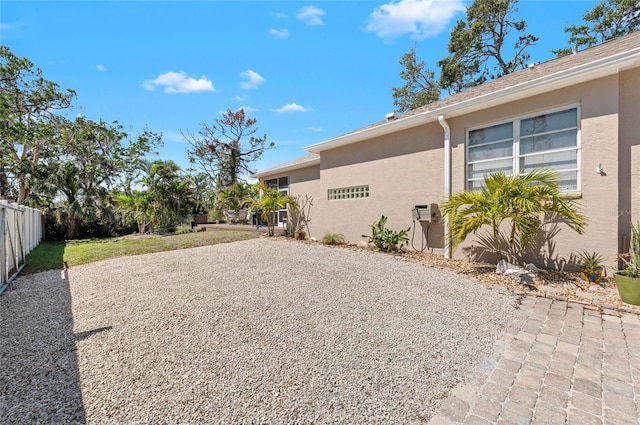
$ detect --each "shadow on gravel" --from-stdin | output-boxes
[0,268,87,424]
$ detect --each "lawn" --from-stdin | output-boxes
[23,230,260,274]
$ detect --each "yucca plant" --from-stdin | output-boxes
[440,169,587,261]
[577,250,605,283]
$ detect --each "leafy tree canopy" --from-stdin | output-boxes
[391,43,440,113]
[0,45,76,203]
[553,0,639,57]
[437,0,538,94]
[184,109,274,190]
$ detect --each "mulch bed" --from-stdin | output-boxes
[398,250,640,314]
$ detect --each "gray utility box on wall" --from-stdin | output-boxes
[412,204,438,222]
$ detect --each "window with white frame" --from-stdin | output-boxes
[467,106,580,191]
[264,177,289,225]
[328,185,369,200]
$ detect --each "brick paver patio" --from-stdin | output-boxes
[429,296,640,425]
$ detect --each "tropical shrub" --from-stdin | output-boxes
[322,233,345,245]
[440,168,587,261]
[249,182,296,236]
[363,215,409,252]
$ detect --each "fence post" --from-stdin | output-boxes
[0,201,8,291]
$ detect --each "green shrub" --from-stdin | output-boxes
[363,215,409,252]
[294,227,307,240]
[322,233,345,245]
[174,223,193,235]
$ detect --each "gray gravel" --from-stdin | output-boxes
[1,238,518,424]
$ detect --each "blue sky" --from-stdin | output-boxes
[1,0,598,177]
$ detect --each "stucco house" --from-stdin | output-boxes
[252,32,640,268]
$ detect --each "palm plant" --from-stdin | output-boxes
[249,182,296,236]
[441,168,587,261]
[218,181,252,217]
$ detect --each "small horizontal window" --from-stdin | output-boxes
[328,185,369,201]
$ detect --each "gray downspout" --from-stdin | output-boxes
[438,115,452,259]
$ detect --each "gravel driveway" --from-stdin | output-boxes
[1,238,518,424]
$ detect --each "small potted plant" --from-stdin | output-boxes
[577,250,605,283]
[615,222,640,305]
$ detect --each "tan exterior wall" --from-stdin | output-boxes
[314,124,446,250]
[619,68,640,250]
[260,70,639,270]
[449,75,620,267]
[261,164,321,230]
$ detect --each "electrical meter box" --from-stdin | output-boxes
[412,204,438,222]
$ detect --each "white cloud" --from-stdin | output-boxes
[240,70,266,90]
[366,0,465,40]
[233,95,247,101]
[238,106,258,113]
[307,126,323,132]
[269,28,289,39]
[272,103,310,113]
[297,5,325,26]
[141,71,215,94]
[270,11,288,19]
[96,64,107,72]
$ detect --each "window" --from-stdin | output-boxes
[467,106,580,191]
[263,176,289,225]
[328,185,369,200]
[265,176,288,193]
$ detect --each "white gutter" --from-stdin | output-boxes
[250,157,320,179]
[305,113,434,154]
[438,115,451,259]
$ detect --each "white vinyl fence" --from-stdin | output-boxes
[0,201,42,294]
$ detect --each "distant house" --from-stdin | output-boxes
[252,32,640,267]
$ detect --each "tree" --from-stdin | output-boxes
[186,171,215,214]
[183,109,274,190]
[0,46,76,203]
[113,190,152,234]
[218,181,252,218]
[553,0,639,56]
[249,182,296,236]
[437,0,538,94]
[43,117,161,238]
[141,160,193,230]
[440,169,587,261]
[391,44,440,113]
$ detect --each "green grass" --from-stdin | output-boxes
[23,229,260,274]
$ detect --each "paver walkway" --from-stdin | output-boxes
[429,296,640,425]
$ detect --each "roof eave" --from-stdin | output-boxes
[250,157,320,179]
[305,50,640,154]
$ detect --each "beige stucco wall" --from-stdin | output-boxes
[619,68,640,250]
[313,124,446,250]
[261,164,321,230]
[261,69,639,269]
[448,75,621,267]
